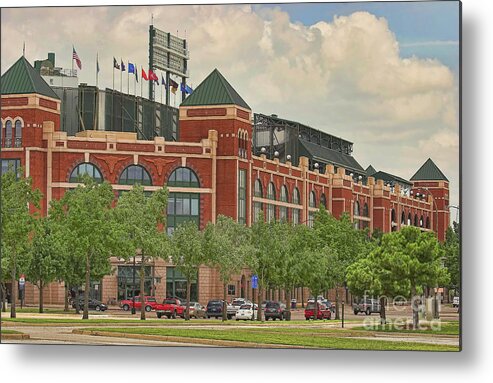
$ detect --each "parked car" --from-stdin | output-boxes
[119,296,158,312]
[304,301,331,320]
[453,296,460,308]
[264,301,286,321]
[155,298,185,319]
[181,302,206,319]
[206,300,225,319]
[236,303,258,320]
[353,298,381,315]
[227,298,250,318]
[72,298,107,311]
[323,300,335,313]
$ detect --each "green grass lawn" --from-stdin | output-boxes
[82,327,459,351]
[1,329,22,334]
[352,321,459,335]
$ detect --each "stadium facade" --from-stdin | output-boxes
[1,55,450,306]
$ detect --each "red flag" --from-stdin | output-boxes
[148,69,158,82]
[141,68,148,81]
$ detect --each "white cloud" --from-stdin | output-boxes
[0,5,459,209]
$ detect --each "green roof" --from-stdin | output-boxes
[181,68,250,109]
[371,171,412,186]
[410,158,448,182]
[299,139,365,174]
[366,165,377,176]
[1,56,59,99]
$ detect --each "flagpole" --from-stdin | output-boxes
[96,53,99,89]
[120,59,123,93]
[71,45,74,73]
[140,67,143,98]
[127,62,130,96]
[161,81,163,104]
[112,61,115,91]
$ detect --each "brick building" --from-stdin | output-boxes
[1,56,450,307]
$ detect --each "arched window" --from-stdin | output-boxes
[401,211,406,225]
[292,187,300,225]
[14,120,22,147]
[167,167,201,235]
[167,167,199,187]
[420,215,424,228]
[0,121,3,146]
[308,191,316,227]
[253,179,263,223]
[119,165,152,186]
[353,201,360,216]
[391,209,397,232]
[408,213,412,226]
[279,185,289,222]
[363,203,369,217]
[266,182,276,223]
[69,162,103,183]
[5,120,12,148]
[414,214,418,227]
[320,193,327,209]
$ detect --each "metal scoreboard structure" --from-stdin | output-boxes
[149,25,189,105]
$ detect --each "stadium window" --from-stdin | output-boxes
[266,182,276,223]
[253,179,263,223]
[5,120,12,148]
[279,185,289,222]
[1,159,21,178]
[14,119,23,147]
[167,167,199,188]
[292,187,300,225]
[69,162,103,183]
[119,165,152,186]
[238,169,247,224]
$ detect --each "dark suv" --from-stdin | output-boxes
[206,300,225,319]
[264,301,285,321]
[72,297,107,311]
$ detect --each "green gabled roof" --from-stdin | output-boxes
[181,68,250,110]
[366,165,377,176]
[372,171,412,186]
[410,158,448,182]
[1,56,59,99]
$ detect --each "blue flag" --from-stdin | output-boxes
[128,63,135,74]
[185,85,193,94]
[161,75,166,87]
[180,83,186,92]
[121,60,125,72]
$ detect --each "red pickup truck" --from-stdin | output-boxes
[155,298,186,319]
[119,296,158,312]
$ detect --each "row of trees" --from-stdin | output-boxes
[1,168,459,328]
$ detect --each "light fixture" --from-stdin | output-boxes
[261,147,266,154]
[350,173,354,177]
[358,175,362,180]
[274,151,279,157]
[314,163,319,169]
[286,154,292,161]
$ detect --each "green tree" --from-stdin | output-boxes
[24,217,64,313]
[443,222,460,298]
[204,215,250,321]
[1,167,42,318]
[114,184,168,320]
[313,208,370,319]
[169,221,204,320]
[50,176,128,320]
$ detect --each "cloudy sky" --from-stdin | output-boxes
[1,1,460,215]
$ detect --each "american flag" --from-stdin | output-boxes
[72,47,82,70]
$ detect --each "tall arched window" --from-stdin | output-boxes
[420,215,424,228]
[119,165,152,186]
[363,203,369,217]
[14,120,22,147]
[253,179,263,223]
[391,209,397,232]
[408,213,412,226]
[69,163,103,183]
[308,190,316,227]
[353,201,360,229]
[320,193,327,209]
[402,211,406,225]
[166,167,200,235]
[292,187,300,225]
[279,185,289,222]
[266,182,276,223]
[414,214,419,227]
[5,120,12,148]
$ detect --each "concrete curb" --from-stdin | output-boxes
[73,329,309,348]
[1,333,30,340]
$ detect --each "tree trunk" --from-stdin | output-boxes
[379,296,386,325]
[285,287,291,321]
[301,286,305,308]
[185,279,191,321]
[10,261,17,318]
[1,283,7,313]
[140,254,146,321]
[75,286,81,314]
[39,282,44,313]
[411,285,419,330]
[257,286,263,322]
[335,287,340,320]
[64,283,69,312]
[222,282,227,322]
[82,254,90,320]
